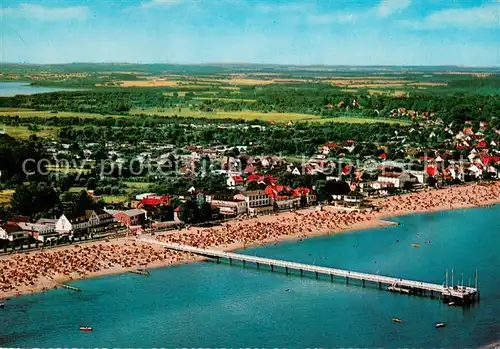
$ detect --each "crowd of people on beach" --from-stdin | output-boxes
[0,242,192,296]
[378,182,500,214]
[155,209,377,249]
[1,182,499,299]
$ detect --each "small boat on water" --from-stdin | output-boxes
[392,318,403,323]
[411,243,421,248]
[0,303,4,308]
[79,327,93,332]
[448,302,455,306]
[436,323,446,328]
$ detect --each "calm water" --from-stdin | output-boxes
[0,82,80,97]
[1,206,499,347]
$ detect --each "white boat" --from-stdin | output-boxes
[436,323,446,328]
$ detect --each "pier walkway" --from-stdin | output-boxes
[138,238,479,304]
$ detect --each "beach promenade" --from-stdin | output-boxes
[1,181,499,300]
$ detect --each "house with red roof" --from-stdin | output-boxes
[0,222,29,246]
[477,139,487,149]
[247,173,261,182]
[138,195,171,208]
[263,185,300,210]
[227,175,245,189]
[319,142,340,155]
[291,187,317,206]
[244,164,258,174]
[109,209,147,228]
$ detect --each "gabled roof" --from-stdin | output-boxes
[36,218,57,226]
[123,209,147,217]
[1,222,22,233]
[244,164,257,174]
[10,215,29,223]
[140,196,170,207]
[231,175,244,183]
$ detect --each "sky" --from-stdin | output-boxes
[1,0,499,66]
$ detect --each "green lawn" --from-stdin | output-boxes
[100,195,129,204]
[123,181,153,190]
[68,187,87,193]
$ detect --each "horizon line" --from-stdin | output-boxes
[1,61,500,69]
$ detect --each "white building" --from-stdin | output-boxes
[55,214,87,235]
[236,190,271,208]
[55,210,115,236]
[406,170,429,184]
[377,172,413,188]
[17,222,58,243]
[275,197,301,211]
[210,199,248,216]
[226,175,244,190]
[234,190,273,216]
[0,224,29,243]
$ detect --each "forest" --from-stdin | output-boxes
[1,80,500,126]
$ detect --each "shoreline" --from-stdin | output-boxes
[1,182,500,301]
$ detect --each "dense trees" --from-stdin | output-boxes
[1,75,500,126]
[315,180,351,202]
[0,134,47,185]
[179,199,200,224]
[11,183,60,218]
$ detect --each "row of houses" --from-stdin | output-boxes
[0,208,148,247]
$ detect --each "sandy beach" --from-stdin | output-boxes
[1,181,499,301]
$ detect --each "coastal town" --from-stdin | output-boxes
[3,57,500,349]
[1,180,499,299]
[1,115,500,251]
[1,109,500,299]
[1,0,500,345]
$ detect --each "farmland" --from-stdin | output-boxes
[0,125,57,139]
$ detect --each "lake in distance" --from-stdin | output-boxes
[0,82,81,97]
[1,206,499,348]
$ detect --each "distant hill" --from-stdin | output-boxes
[1,62,499,76]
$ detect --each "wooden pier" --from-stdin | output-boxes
[129,269,150,276]
[59,284,81,292]
[139,238,480,305]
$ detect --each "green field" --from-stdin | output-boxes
[101,195,129,204]
[68,187,88,193]
[191,97,257,103]
[131,107,320,122]
[130,107,409,124]
[0,125,57,139]
[0,109,125,119]
[46,166,92,174]
[123,182,153,190]
[306,116,410,125]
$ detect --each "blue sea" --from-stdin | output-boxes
[1,206,499,348]
[0,82,81,97]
